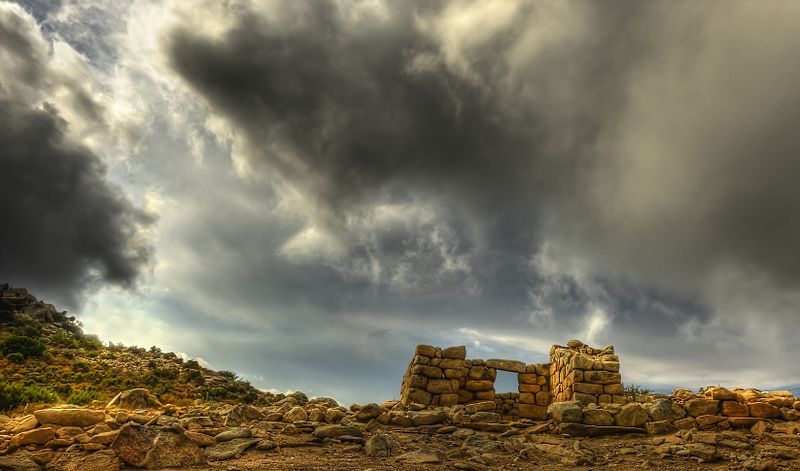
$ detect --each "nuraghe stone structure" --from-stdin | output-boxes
[400,339,623,418]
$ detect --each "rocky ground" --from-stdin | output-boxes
[1,389,799,470]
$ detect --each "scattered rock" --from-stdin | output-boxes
[11,427,54,447]
[364,433,397,457]
[205,438,259,461]
[356,403,381,422]
[214,427,251,442]
[110,422,202,469]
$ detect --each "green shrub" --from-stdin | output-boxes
[218,370,239,381]
[0,382,58,411]
[5,352,24,363]
[0,335,45,359]
[184,359,200,370]
[66,389,104,405]
[78,334,102,350]
[623,384,652,397]
[185,369,204,385]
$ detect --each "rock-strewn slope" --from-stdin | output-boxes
[0,285,273,410]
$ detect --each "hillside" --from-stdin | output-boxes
[0,285,273,411]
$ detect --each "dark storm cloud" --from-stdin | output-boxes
[163,0,649,302]
[0,98,153,307]
[163,0,800,349]
[0,3,153,307]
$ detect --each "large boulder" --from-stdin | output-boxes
[34,408,105,427]
[645,399,686,421]
[364,433,398,457]
[10,427,54,446]
[547,401,583,423]
[110,423,203,469]
[614,403,649,427]
[355,403,381,422]
[106,389,162,410]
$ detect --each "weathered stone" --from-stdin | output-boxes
[604,383,624,395]
[283,406,308,423]
[727,417,759,428]
[364,433,397,457]
[441,346,466,359]
[184,431,216,447]
[205,438,259,461]
[411,365,444,379]
[215,427,251,442]
[426,379,455,394]
[708,386,738,401]
[519,383,540,393]
[324,408,346,423]
[569,354,594,370]
[464,401,496,413]
[0,455,42,471]
[566,339,584,349]
[438,359,466,369]
[465,380,494,392]
[312,424,363,439]
[557,422,646,437]
[572,392,597,405]
[645,420,674,435]
[11,427,54,446]
[355,403,381,422]
[749,402,781,418]
[582,370,622,385]
[602,361,620,372]
[438,393,459,407]
[673,417,697,429]
[574,382,603,395]
[45,450,121,471]
[516,404,547,420]
[89,430,119,445]
[411,410,447,426]
[395,449,441,464]
[582,409,614,426]
[469,411,501,423]
[415,345,437,357]
[106,388,162,410]
[111,423,203,469]
[614,403,649,427]
[645,399,686,421]
[547,401,583,423]
[460,422,511,433]
[721,401,749,417]
[696,415,728,429]
[9,415,38,433]
[685,398,719,417]
[485,359,526,373]
[33,409,105,428]
[408,374,427,389]
[517,373,538,384]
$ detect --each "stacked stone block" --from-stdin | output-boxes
[549,340,624,405]
[400,345,469,408]
[399,345,555,418]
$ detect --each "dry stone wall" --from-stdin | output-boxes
[400,345,555,419]
[400,339,621,417]
[549,340,624,405]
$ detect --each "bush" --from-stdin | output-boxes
[624,384,652,397]
[0,381,58,411]
[218,370,239,381]
[66,389,104,405]
[5,352,24,363]
[184,359,200,370]
[185,369,204,385]
[0,335,45,359]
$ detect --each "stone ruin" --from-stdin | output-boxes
[399,339,623,420]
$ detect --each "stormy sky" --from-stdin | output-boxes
[3,0,800,403]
